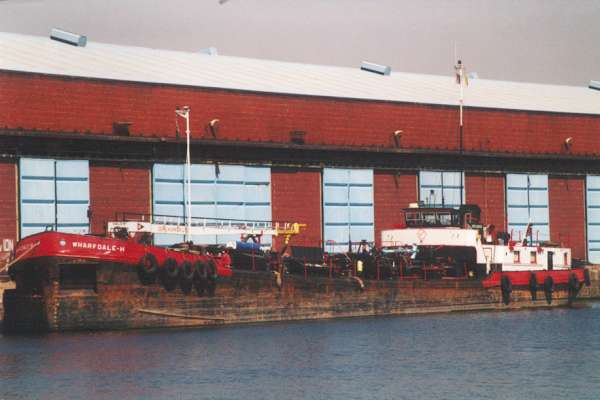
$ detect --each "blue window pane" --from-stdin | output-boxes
[153,163,271,246]
[323,168,373,251]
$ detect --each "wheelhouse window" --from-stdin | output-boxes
[405,209,460,227]
[530,251,537,264]
[513,251,521,264]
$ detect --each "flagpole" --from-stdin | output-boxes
[185,110,192,242]
[175,106,192,242]
[458,61,464,154]
[455,60,466,206]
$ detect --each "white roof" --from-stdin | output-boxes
[1,31,599,115]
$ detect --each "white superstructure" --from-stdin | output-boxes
[383,226,570,272]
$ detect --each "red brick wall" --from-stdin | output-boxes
[271,168,322,248]
[0,162,18,245]
[465,173,506,231]
[374,171,418,246]
[89,164,151,235]
[548,176,586,259]
[2,72,600,156]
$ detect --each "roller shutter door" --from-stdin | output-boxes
[19,158,89,238]
[586,175,600,263]
[506,174,549,243]
[152,164,271,246]
[323,168,373,253]
[419,171,464,208]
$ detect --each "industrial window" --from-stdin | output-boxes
[419,171,465,209]
[586,175,600,263]
[152,164,271,246]
[322,168,374,253]
[506,174,549,244]
[19,158,90,239]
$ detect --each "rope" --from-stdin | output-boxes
[137,309,225,321]
[0,241,40,273]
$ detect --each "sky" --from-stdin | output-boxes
[0,0,598,87]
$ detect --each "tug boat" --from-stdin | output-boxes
[2,206,591,333]
[381,204,589,305]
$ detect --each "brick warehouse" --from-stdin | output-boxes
[1,32,600,264]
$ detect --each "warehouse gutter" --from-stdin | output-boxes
[0,129,599,175]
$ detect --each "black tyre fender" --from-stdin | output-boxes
[193,260,208,296]
[206,259,218,296]
[500,275,512,305]
[138,253,158,276]
[206,259,218,281]
[584,268,592,287]
[529,272,538,301]
[501,275,513,293]
[137,253,159,285]
[195,260,209,280]
[163,258,179,280]
[180,261,195,282]
[543,276,554,304]
[568,273,579,291]
[178,260,195,295]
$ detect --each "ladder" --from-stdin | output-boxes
[107,214,305,239]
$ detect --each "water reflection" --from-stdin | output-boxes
[1,305,600,400]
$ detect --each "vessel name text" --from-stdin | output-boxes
[72,242,126,252]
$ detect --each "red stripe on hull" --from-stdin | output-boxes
[483,269,584,288]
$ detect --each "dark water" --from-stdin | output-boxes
[2,305,600,400]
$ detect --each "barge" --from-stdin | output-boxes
[2,204,591,333]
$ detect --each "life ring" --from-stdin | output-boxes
[137,253,158,284]
[500,275,512,305]
[584,269,592,287]
[543,276,554,304]
[529,272,538,301]
[179,261,195,294]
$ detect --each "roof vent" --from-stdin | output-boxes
[112,122,131,136]
[200,47,218,56]
[50,28,87,47]
[360,61,391,76]
[589,80,600,91]
[290,130,306,145]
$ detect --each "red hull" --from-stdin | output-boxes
[13,232,233,277]
[483,269,584,288]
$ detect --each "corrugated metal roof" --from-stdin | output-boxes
[1,31,599,115]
